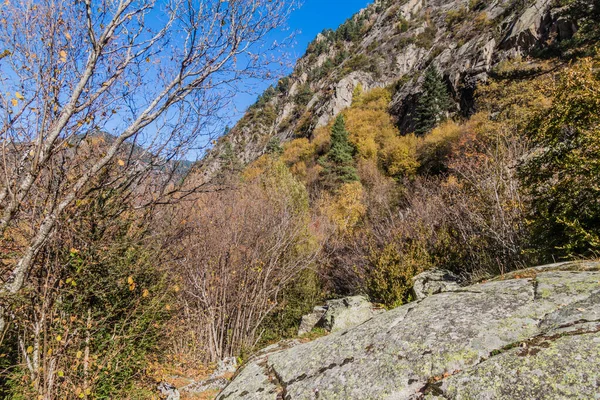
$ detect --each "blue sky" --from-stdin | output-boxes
[285,0,373,62]
[230,0,372,124]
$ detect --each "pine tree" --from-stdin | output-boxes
[414,65,452,136]
[266,136,284,156]
[320,115,359,188]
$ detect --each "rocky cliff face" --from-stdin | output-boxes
[197,0,577,182]
[217,261,600,399]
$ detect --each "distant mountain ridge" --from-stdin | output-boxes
[197,0,577,183]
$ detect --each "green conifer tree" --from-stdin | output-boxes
[414,65,452,136]
[320,115,359,188]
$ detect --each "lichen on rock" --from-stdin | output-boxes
[217,261,600,399]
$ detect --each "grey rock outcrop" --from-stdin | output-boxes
[502,0,554,52]
[412,268,461,300]
[320,295,383,333]
[316,72,377,128]
[298,306,327,336]
[218,261,600,399]
[298,296,383,336]
[157,382,180,400]
[214,357,238,376]
[179,357,238,395]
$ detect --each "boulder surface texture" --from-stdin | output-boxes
[411,269,461,300]
[218,261,600,399]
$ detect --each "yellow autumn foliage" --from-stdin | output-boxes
[379,133,420,177]
[416,120,462,173]
[320,181,366,234]
[282,138,313,165]
[312,125,331,155]
[243,154,271,181]
[344,88,398,162]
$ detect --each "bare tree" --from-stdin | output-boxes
[0,0,296,332]
[167,168,321,363]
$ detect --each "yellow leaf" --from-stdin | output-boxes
[56,335,62,342]
[59,50,67,63]
[117,159,125,166]
[165,304,171,311]
[15,92,24,100]
[26,346,33,354]
[57,370,64,377]
[76,350,83,359]
[10,98,17,107]
[127,276,134,285]
[64,31,72,41]
[142,289,149,298]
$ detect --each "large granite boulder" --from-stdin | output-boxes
[412,268,461,300]
[218,261,600,399]
[298,296,383,336]
[320,295,382,333]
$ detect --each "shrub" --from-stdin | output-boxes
[1,186,171,399]
[397,16,410,33]
[379,134,421,178]
[320,181,366,235]
[256,269,323,348]
[294,83,314,107]
[520,58,600,259]
[343,54,371,73]
[366,239,429,309]
[555,0,600,56]
[415,25,437,49]
[174,159,319,362]
[445,7,468,28]
[266,136,284,155]
[418,120,463,175]
[282,138,313,166]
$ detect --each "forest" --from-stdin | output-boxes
[0,0,599,398]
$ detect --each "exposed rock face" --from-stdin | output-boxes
[198,0,579,183]
[298,306,327,336]
[298,296,383,336]
[218,261,600,399]
[157,382,180,400]
[316,72,378,128]
[179,357,238,395]
[502,0,554,52]
[320,296,383,333]
[411,268,461,300]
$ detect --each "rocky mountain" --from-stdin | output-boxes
[218,261,600,399]
[197,0,577,182]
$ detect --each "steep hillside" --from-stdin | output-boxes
[197,0,576,182]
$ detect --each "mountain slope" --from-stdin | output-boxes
[197,0,576,182]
